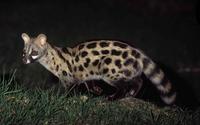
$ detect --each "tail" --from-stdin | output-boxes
[142,57,176,105]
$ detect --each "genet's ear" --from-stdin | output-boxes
[21,33,30,44]
[37,34,47,46]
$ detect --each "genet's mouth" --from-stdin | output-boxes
[22,56,38,64]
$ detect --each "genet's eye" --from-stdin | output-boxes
[31,50,38,56]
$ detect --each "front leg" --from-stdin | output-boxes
[106,80,129,101]
[106,77,143,100]
[60,80,77,94]
[83,81,103,95]
[60,80,70,89]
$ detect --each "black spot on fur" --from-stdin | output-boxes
[123,70,132,77]
[56,65,59,71]
[101,56,106,60]
[101,50,109,54]
[122,51,128,59]
[135,53,140,58]
[114,78,118,81]
[143,58,150,70]
[131,49,136,56]
[86,58,91,63]
[53,46,67,62]
[84,62,89,68]
[113,42,127,48]
[75,55,79,62]
[104,58,112,65]
[72,52,76,57]
[131,49,140,58]
[53,46,73,73]
[84,58,91,68]
[81,51,88,57]
[99,41,109,48]
[66,60,72,72]
[92,50,100,55]
[62,70,68,76]
[78,44,84,50]
[62,47,71,55]
[124,58,135,66]
[115,59,122,68]
[92,59,99,66]
[103,68,109,74]
[69,74,72,77]
[79,65,84,71]
[87,42,96,49]
[111,49,121,56]
[111,69,116,74]
[90,71,94,75]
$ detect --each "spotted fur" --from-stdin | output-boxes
[21,33,176,105]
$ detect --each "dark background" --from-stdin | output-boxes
[0,0,199,108]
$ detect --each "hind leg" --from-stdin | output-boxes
[103,78,137,100]
[125,77,143,97]
[102,78,125,100]
[107,77,143,100]
[107,86,126,101]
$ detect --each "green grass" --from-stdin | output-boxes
[0,73,199,125]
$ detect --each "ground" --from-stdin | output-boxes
[0,76,199,125]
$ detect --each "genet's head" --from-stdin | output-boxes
[21,33,48,64]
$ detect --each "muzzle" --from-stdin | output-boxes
[22,56,37,64]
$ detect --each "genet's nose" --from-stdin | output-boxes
[22,57,30,64]
[22,57,27,64]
